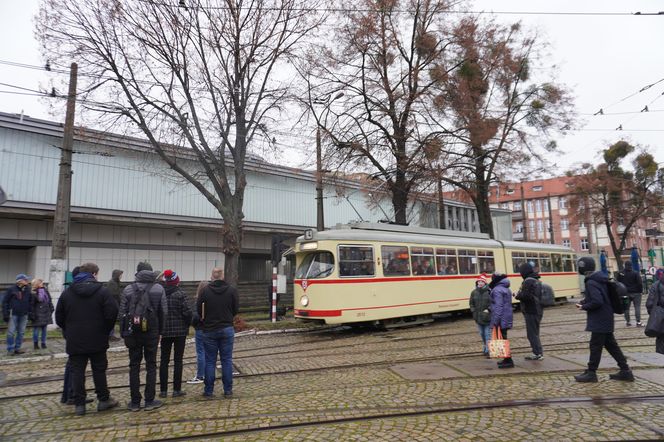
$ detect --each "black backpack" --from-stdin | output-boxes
[606,279,629,315]
[121,283,155,337]
[539,282,555,307]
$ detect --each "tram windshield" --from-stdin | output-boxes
[296,252,334,279]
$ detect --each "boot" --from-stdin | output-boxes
[41,343,47,349]
[97,397,119,412]
[497,358,514,369]
[609,370,635,382]
[75,405,86,416]
[34,342,39,350]
[574,370,598,383]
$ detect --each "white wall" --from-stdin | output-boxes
[0,248,29,285]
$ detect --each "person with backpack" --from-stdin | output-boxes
[489,272,514,369]
[574,256,634,383]
[469,274,491,357]
[646,268,664,354]
[119,262,167,411]
[618,261,644,327]
[515,262,544,361]
[55,262,119,416]
[159,269,192,398]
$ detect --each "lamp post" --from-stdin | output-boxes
[313,91,344,231]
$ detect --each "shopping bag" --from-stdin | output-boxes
[488,327,511,358]
[645,305,664,337]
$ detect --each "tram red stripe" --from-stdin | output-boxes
[294,309,342,317]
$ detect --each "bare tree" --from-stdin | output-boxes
[431,17,575,238]
[568,141,664,271]
[37,0,322,285]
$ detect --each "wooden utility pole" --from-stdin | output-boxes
[49,63,77,299]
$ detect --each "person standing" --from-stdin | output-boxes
[187,281,208,385]
[159,269,192,398]
[30,278,54,350]
[618,261,644,327]
[198,267,239,397]
[106,270,124,340]
[469,274,491,357]
[574,257,634,383]
[489,272,514,369]
[55,262,119,416]
[3,274,32,355]
[119,262,167,411]
[646,268,664,354]
[515,262,544,361]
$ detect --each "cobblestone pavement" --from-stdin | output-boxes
[1,300,664,441]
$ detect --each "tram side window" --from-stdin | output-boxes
[458,249,478,275]
[338,246,375,277]
[539,253,552,273]
[411,247,435,275]
[512,252,526,273]
[295,252,335,279]
[477,250,495,274]
[436,249,458,275]
[382,246,411,276]
[562,254,574,272]
[551,253,563,272]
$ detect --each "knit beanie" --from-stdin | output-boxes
[137,262,153,273]
[476,273,488,286]
[163,269,180,286]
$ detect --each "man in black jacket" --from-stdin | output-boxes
[515,262,544,361]
[55,262,119,416]
[119,262,167,411]
[3,274,32,355]
[198,267,239,397]
[618,261,644,327]
[106,269,123,340]
[574,257,634,383]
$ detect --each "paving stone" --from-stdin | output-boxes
[390,362,467,380]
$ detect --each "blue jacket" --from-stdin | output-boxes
[3,284,32,318]
[580,271,614,333]
[490,278,513,330]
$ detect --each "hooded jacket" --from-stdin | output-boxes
[515,263,542,316]
[490,277,513,330]
[118,270,167,338]
[617,262,643,294]
[55,277,119,355]
[579,271,614,333]
[106,270,124,305]
[197,279,239,332]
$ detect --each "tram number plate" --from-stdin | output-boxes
[356,312,366,317]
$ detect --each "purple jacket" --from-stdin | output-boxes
[490,278,513,330]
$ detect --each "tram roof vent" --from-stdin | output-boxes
[333,222,491,240]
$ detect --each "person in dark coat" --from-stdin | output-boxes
[30,278,54,350]
[646,268,664,355]
[618,261,644,327]
[106,269,123,340]
[3,274,32,355]
[55,262,119,415]
[469,274,491,357]
[198,267,239,397]
[159,269,192,398]
[489,272,514,369]
[119,262,167,412]
[515,262,544,361]
[574,257,633,383]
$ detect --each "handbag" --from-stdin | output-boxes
[488,327,511,358]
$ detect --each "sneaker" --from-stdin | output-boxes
[13,349,25,355]
[34,342,39,350]
[609,370,635,382]
[574,370,598,383]
[636,322,644,327]
[525,354,544,361]
[97,397,119,412]
[201,392,214,399]
[158,391,168,398]
[626,322,632,327]
[186,377,204,384]
[172,391,186,398]
[41,343,47,349]
[75,405,86,416]
[223,391,233,398]
[127,402,141,412]
[144,399,164,411]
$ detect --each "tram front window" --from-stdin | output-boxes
[296,252,335,279]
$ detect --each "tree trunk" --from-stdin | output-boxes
[222,219,243,287]
[392,182,408,225]
[437,174,446,229]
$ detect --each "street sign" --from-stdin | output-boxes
[649,266,657,276]
[0,186,6,205]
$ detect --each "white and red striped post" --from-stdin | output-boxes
[271,266,278,323]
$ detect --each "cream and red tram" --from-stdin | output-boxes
[293,223,579,326]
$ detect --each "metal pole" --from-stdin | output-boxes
[49,62,77,303]
[316,126,324,231]
[271,266,278,323]
[547,193,555,244]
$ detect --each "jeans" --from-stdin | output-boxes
[624,292,642,324]
[33,325,47,345]
[6,314,28,352]
[523,313,543,355]
[202,326,235,395]
[477,323,491,353]
[125,334,159,404]
[160,336,186,392]
[195,329,206,379]
[69,351,110,406]
[588,332,629,372]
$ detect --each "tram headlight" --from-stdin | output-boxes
[300,295,309,307]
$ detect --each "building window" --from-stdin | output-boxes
[579,220,586,228]
[547,219,552,231]
[560,218,569,230]
[513,201,522,211]
[527,201,534,213]
[581,238,589,250]
[537,220,543,233]
[533,185,543,191]
[562,239,571,248]
[501,202,509,209]
[543,199,549,212]
[506,189,515,195]
[559,197,567,209]
[515,222,523,233]
[535,200,542,212]
[529,220,535,233]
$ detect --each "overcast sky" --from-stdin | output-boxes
[1,0,662,175]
